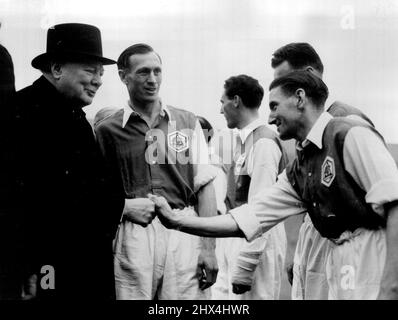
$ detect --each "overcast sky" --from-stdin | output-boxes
[1,0,398,143]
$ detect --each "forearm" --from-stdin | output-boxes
[379,201,398,299]
[197,181,218,249]
[150,188,244,238]
[172,214,244,238]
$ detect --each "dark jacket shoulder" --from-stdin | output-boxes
[327,101,374,127]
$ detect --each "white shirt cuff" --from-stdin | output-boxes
[366,178,398,216]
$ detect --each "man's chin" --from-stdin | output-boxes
[279,134,295,141]
[141,95,159,103]
[77,96,94,108]
[278,132,289,140]
[226,122,236,129]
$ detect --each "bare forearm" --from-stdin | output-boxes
[198,182,218,248]
[173,214,244,238]
[379,201,398,299]
[197,181,218,219]
[150,192,244,238]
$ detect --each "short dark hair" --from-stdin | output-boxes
[197,116,214,144]
[117,43,162,70]
[271,43,324,75]
[224,75,264,109]
[269,70,329,107]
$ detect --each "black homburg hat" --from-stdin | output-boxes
[31,23,116,69]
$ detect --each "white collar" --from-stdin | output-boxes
[122,100,171,128]
[238,118,264,144]
[300,112,333,150]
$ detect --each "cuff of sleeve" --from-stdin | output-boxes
[194,164,217,192]
[231,265,255,286]
[366,179,398,217]
[230,204,263,242]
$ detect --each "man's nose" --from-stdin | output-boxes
[268,113,276,125]
[220,105,224,114]
[92,73,103,87]
[147,71,157,83]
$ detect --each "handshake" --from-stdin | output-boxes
[122,194,176,228]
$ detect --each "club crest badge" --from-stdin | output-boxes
[168,131,189,152]
[321,156,335,187]
[234,154,246,175]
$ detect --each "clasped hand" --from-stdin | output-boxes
[123,195,176,228]
[123,198,156,227]
[147,194,177,229]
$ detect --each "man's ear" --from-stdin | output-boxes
[305,66,315,74]
[295,88,306,110]
[233,95,241,108]
[50,62,63,80]
[118,69,127,84]
[305,66,322,79]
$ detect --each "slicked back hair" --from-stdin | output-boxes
[269,70,329,107]
[117,43,162,70]
[271,42,324,75]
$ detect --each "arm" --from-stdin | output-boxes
[95,123,156,229]
[343,127,398,299]
[122,198,156,227]
[196,181,219,289]
[232,138,281,292]
[191,119,220,289]
[148,193,243,237]
[211,164,228,215]
[247,140,303,286]
[208,132,229,215]
[378,201,398,299]
[150,170,306,239]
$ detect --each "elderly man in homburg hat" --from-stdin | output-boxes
[11,23,126,300]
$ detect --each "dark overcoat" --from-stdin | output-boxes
[12,76,123,299]
[0,43,18,299]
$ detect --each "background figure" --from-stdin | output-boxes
[272,42,373,124]
[0,20,19,300]
[95,43,218,300]
[197,116,214,144]
[211,75,287,300]
[93,106,118,127]
[12,23,125,299]
[271,42,375,300]
[197,115,228,216]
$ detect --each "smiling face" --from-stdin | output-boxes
[268,86,301,140]
[120,51,162,105]
[55,61,104,107]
